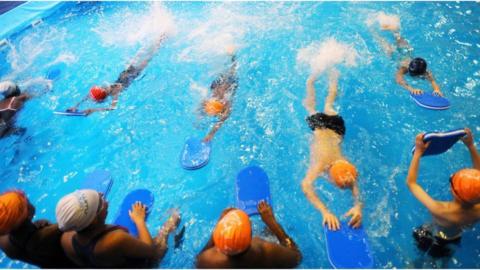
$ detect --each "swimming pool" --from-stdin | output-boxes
[1,1,479,268]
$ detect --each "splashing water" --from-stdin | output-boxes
[297,38,358,75]
[365,11,401,31]
[93,2,176,47]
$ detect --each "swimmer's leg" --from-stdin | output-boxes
[323,69,339,116]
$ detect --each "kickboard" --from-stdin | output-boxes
[324,221,374,268]
[180,138,211,170]
[235,166,271,215]
[114,189,154,237]
[46,62,67,80]
[411,128,466,156]
[81,170,113,197]
[54,110,87,116]
[410,93,450,110]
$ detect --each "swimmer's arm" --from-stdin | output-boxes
[395,67,417,94]
[406,151,442,215]
[425,71,443,96]
[352,182,363,209]
[462,128,480,170]
[203,105,231,142]
[260,240,302,268]
[82,93,118,115]
[114,231,163,260]
[301,166,330,215]
[67,95,89,111]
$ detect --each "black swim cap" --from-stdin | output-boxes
[408,58,427,76]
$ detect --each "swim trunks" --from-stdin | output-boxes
[115,65,141,88]
[413,224,461,258]
[306,112,345,136]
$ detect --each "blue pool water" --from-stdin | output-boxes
[1,2,479,268]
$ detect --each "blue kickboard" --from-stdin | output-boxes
[410,93,450,110]
[46,62,66,80]
[324,221,374,269]
[81,170,113,197]
[411,128,466,156]
[235,166,271,216]
[114,189,154,237]
[180,138,211,170]
[54,110,87,116]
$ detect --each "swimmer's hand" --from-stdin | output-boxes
[129,201,147,224]
[414,133,431,155]
[83,109,95,115]
[322,211,340,231]
[409,88,423,95]
[66,107,78,113]
[344,205,362,228]
[258,201,275,224]
[433,89,444,97]
[160,209,181,235]
[461,128,474,147]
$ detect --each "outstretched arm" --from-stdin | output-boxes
[301,160,340,230]
[395,66,423,95]
[407,133,442,215]
[203,104,231,142]
[257,201,302,265]
[344,182,363,228]
[425,71,443,96]
[462,128,480,170]
[67,94,90,112]
[81,92,119,115]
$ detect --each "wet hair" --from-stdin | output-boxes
[408,58,427,76]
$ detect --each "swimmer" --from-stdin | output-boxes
[56,189,180,268]
[66,34,167,116]
[0,190,75,268]
[408,128,480,257]
[368,14,443,96]
[301,69,363,231]
[202,45,238,142]
[196,202,302,268]
[0,81,31,138]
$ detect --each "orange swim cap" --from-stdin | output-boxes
[213,209,252,256]
[204,99,225,116]
[89,86,107,102]
[0,191,29,234]
[329,160,358,189]
[451,168,480,204]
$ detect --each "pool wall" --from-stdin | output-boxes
[0,1,64,41]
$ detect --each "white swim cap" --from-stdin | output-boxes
[56,189,100,232]
[0,81,20,98]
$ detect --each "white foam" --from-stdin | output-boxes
[366,12,400,31]
[297,38,358,75]
[93,2,176,47]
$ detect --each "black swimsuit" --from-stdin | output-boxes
[8,221,74,268]
[115,65,141,88]
[72,225,151,268]
[306,112,346,136]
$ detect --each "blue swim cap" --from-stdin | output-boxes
[408,58,427,76]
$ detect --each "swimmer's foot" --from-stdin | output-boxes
[225,44,236,56]
[161,209,181,235]
[380,24,399,32]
